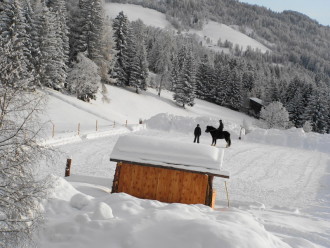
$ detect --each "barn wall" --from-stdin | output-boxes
[113,163,210,206]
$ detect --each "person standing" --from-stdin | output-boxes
[194,124,201,143]
[218,120,224,132]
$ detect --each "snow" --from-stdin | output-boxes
[34,84,330,248]
[110,135,229,177]
[188,21,270,53]
[104,3,270,53]
[104,3,172,29]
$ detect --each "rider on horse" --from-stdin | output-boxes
[218,120,224,133]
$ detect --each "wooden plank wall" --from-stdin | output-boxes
[115,163,210,205]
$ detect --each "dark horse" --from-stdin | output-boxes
[205,126,231,147]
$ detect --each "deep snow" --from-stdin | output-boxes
[35,84,330,248]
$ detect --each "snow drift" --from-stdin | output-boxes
[38,176,290,248]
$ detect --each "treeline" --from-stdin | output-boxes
[107,0,330,84]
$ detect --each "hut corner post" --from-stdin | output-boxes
[205,175,215,208]
[111,162,122,193]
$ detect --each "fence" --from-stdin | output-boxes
[50,119,144,138]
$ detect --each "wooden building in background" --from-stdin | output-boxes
[110,135,229,208]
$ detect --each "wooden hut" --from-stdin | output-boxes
[110,135,229,208]
[249,97,264,118]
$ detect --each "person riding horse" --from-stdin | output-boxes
[218,120,224,132]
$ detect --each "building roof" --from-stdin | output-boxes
[110,135,229,178]
[249,97,263,105]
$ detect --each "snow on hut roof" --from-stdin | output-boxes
[250,97,263,105]
[110,135,229,178]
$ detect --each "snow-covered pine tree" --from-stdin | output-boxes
[170,56,180,91]
[88,0,104,62]
[67,52,100,101]
[304,88,328,133]
[195,54,211,100]
[259,101,290,129]
[174,50,196,108]
[127,20,149,93]
[48,0,69,89]
[0,0,35,89]
[36,1,66,90]
[112,11,129,86]
[68,0,103,63]
[215,64,230,106]
[227,68,242,110]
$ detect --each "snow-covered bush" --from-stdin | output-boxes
[259,101,290,129]
[67,53,100,102]
[303,121,313,133]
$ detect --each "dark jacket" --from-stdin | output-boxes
[194,126,201,136]
[218,122,224,132]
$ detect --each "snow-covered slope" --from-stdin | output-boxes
[104,3,172,29]
[104,3,270,53]
[36,85,330,248]
[42,85,255,139]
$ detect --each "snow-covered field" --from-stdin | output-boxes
[35,85,330,248]
[104,3,270,53]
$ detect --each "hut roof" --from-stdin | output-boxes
[249,97,263,105]
[110,135,229,178]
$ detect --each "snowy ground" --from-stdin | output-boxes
[35,85,330,248]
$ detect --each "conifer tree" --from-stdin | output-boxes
[112,11,129,86]
[227,69,242,110]
[304,89,328,133]
[174,51,196,108]
[0,0,34,89]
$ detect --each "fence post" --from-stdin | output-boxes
[52,123,55,138]
[96,120,98,131]
[125,120,127,127]
[77,123,80,135]
[65,158,72,177]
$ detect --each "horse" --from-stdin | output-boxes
[205,126,231,147]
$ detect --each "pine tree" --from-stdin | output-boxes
[170,56,180,91]
[112,11,129,86]
[304,89,328,133]
[37,2,64,89]
[0,0,34,90]
[196,54,212,100]
[215,64,230,106]
[174,51,196,108]
[227,69,242,110]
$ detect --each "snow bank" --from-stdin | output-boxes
[145,114,330,154]
[145,113,241,138]
[245,127,330,154]
[38,176,290,248]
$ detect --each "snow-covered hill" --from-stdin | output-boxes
[36,85,330,248]
[104,3,270,53]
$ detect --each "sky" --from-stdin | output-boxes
[239,0,330,26]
